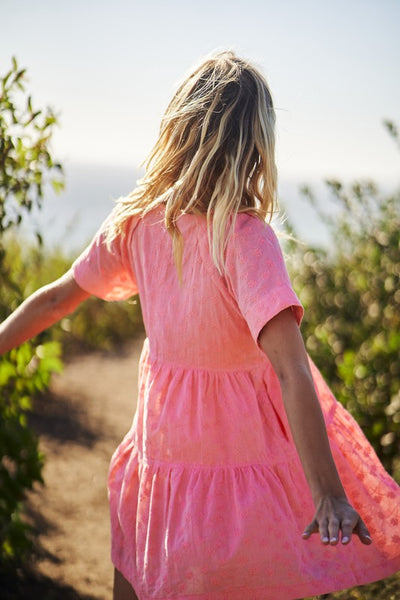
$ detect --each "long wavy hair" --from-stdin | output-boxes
[107,50,277,277]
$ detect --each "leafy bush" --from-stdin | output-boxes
[0,57,64,568]
[284,130,400,482]
[61,295,144,353]
[0,341,62,565]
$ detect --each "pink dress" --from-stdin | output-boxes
[72,206,400,600]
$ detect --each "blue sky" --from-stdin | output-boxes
[2,0,400,184]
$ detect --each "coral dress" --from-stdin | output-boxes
[72,206,400,600]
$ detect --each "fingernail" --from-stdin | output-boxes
[342,536,349,544]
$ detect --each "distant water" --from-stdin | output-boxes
[21,163,140,256]
[20,162,339,257]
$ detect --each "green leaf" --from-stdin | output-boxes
[16,68,26,81]
[2,69,12,89]
[51,178,64,194]
[0,360,17,385]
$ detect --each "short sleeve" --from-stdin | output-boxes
[225,214,303,344]
[71,211,138,301]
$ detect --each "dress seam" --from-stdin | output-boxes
[138,454,298,470]
[146,356,267,373]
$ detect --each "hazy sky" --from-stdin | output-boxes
[2,0,400,183]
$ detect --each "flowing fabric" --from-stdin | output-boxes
[72,207,400,599]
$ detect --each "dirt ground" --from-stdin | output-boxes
[12,337,144,599]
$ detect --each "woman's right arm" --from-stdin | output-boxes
[0,270,90,355]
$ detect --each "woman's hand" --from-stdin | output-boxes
[302,495,372,546]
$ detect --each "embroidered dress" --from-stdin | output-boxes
[72,207,400,600]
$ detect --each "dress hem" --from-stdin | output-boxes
[112,554,400,600]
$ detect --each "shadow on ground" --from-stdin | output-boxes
[29,390,98,448]
[0,569,101,600]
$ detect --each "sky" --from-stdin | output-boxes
[2,0,400,186]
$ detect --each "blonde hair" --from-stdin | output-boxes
[108,50,277,277]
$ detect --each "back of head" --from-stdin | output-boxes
[112,50,277,274]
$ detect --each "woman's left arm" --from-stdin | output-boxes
[258,307,372,546]
[0,270,90,355]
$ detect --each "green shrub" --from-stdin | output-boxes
[0,341,62,566]
[0,57,64,568]
[285,167,400,482]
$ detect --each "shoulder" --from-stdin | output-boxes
[231,213,280,250]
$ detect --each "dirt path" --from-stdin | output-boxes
[24,336,145,599]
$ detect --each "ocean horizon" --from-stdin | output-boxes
[17,162,396,257]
